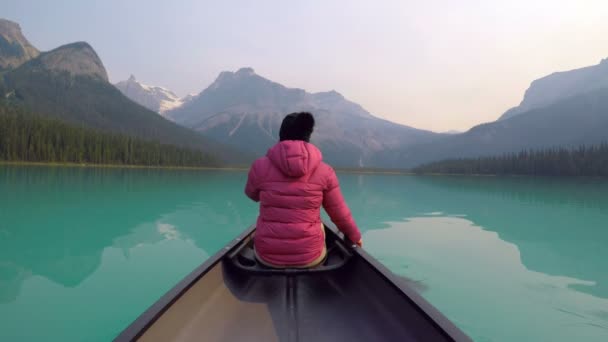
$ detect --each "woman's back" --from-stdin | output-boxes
[245,112,361,267]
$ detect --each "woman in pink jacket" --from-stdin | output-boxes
[245,112,363,268]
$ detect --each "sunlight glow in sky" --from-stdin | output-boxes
[5,0,608,132]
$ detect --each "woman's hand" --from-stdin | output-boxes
[356,239,363,247]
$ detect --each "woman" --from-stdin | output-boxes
[245,112,362,268]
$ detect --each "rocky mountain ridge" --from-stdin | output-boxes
[500,58,608,120]
[0,18,40,70]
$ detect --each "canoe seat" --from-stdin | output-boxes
[227,234,353,275]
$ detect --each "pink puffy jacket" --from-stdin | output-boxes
[245,140,362,266]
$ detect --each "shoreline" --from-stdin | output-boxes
[0,161,249,171]
[1,160,413,174]
[1,161,604,178]
[334,169,414,175]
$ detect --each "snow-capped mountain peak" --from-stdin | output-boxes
[115,76,193,116]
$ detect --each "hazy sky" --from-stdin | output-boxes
[4,0,608,132]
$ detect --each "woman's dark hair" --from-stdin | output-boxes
[279,112,315,142]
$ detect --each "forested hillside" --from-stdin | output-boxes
[0,105,219,167]
[413,144,608,177]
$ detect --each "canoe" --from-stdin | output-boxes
[115,223,471,342]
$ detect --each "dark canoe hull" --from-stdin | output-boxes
[115,223,471,342]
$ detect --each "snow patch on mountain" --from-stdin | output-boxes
[115,75,194,116]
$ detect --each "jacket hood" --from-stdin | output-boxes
[267,141,322,178]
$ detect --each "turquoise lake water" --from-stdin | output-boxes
[1,165,608,341]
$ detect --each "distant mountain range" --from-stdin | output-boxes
[0,19,246,165]
[2,17,607,169]
[157,62,605,168]
[164,67,442,167]
[115,75,196,116]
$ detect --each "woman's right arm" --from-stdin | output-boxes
[322,168,362,244]
[245,162,260,202]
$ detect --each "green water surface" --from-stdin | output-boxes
[1,166,607,341]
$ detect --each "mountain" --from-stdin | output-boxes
[499,58,608,120]
[378,58,608,169]
[381,86,608,168]
[168,67,441,167]
[36,42,108,81]
[0,18,40,70]
[115,75,193,116]
[1,40,248,164]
